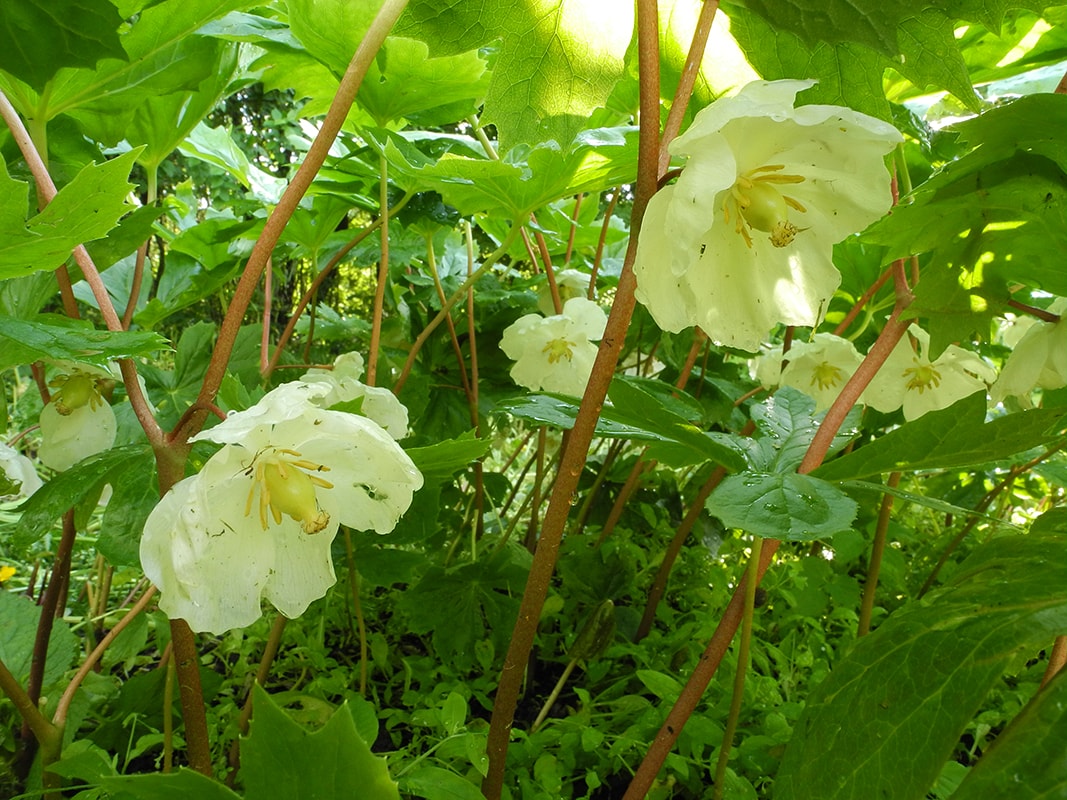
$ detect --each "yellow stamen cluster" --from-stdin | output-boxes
[245,448,333,534]
[722,164,807,249]
[49,372,105,416]
[810,362,845,391]
[903,364,943,394]
[542,338,576,364]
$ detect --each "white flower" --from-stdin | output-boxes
[500,297,607,397]
[38,366,117,471]
[140,382,423,634]
[300,351,410,439]
[991,305,1067,407]
[758,334,865,411]
[1,443,42,499]
[537,269,593,316]
[865,325,997,420]
[633,79,902,352]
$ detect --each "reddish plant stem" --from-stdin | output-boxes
[122,241,149,329]
[623,287,914,796]
[834,261,894,336]
[170,618,212,775]
[54,585,158,726]
[426,235,475,405]
[177,0,408,443]
[535,230,563,314]
[465,224,486,538]
[264,212,395,378]
[481,3,663,796]
[564,193,584,264]
[367,154,392,386]
[918,443,1064,597]
[1006,298,1061,324]
[857,471,901,636]
[589,189,620,291]
[657,0,720,173]
[260,256,274,374]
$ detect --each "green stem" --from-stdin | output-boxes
[367,152,392,386]
[858,471,900,636]
[712,537,761,799]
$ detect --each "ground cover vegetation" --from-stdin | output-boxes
[0,1,1065,798]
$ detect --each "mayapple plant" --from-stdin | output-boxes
[500,296,608,396]
[140,362,422,635]
[633,79,902,352]
[0,3,1064,800]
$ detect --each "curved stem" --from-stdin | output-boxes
[178,0,409,443]
[712,536,761,800]
[393,223,524,395]
[857,471,900,637]
[54,585,158,725]
[481,2,663,795]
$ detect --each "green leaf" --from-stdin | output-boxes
[396,0,633,148]
[607,377,745,471]
[842,479,1020,531]
[99,450,159,567]
[241,685,400,800]
[0,150,140,278]
[705,472,858,540]
[286,0,386,79]
[178,122,287,203]
[814,394,1066,481]
[0,591,79,689]
[102,769,243,800]
[0,0,125,90]
[0,315,167,371]
[405,431,490,479]
[384,126,638,217]
[949,670,1067,800]
[747,387,861,473]
[14,444,153,547]
[398,766,484,800]
[355,38,490,126]
[775,533,1067,800]
[396,547,530,671]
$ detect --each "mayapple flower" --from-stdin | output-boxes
[140,381,423,634]
[38,364,117,471]
[537,269,593,316]
[1,443,42,499]
[756,333,865,412]
[991,302,1067,407]
[299,351,410,439]
[500,297,608,397]
[633,79,902,352]
[865,325,997,420]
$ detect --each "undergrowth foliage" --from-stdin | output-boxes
[0,1,1065,799]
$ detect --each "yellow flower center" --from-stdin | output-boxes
[722,164,807,249]
[245,448,333,534]
[51,373,103,416]
[903,363,942,394]
[810,361,845,391]
[542,337,576,364]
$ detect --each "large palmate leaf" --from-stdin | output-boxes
[0,150,140,278]
[395,0,634,148]
[0,315,167,371]
[0,0,125,90]
[775,533,1067,800]
[815,393,1066,481]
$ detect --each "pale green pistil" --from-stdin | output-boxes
[542,337,576,364]
[903,363,942,394]
[810,361,845,391]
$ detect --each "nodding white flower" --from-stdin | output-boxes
[537,269,593,316]
[300,352,410,439]
[500,297,607,397]
[756,333,865,411]
[991,303,1067,407]
[633,79,902,353]
[140,382,423,634]
[1,443,42,499]
[38,365,117,471]
[865,325,997,420]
